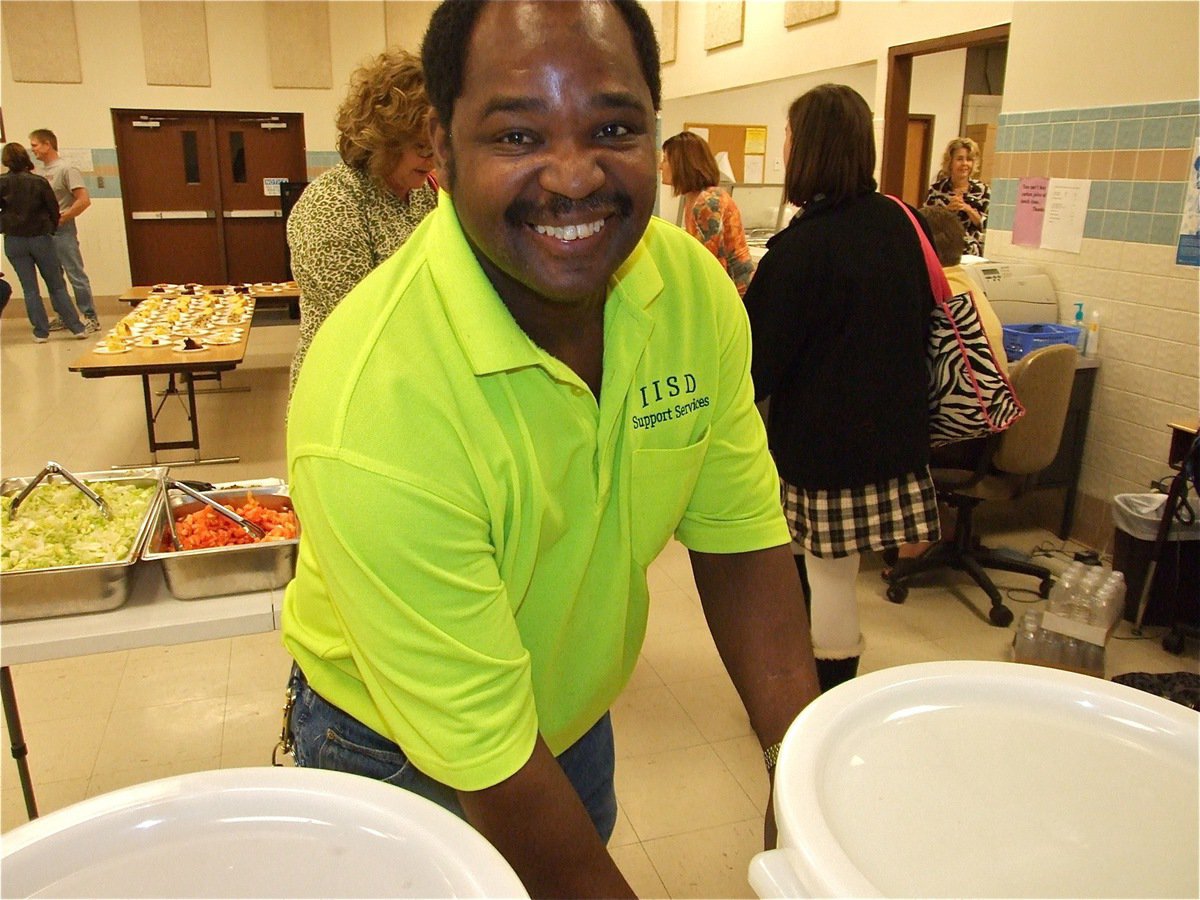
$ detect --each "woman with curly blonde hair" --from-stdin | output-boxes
[924,136,989,256]
[288,48,438,399]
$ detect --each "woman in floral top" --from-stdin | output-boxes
[661,132,755,297]
[924,136,990,256]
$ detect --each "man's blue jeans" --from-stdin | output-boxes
[3,234,84,338]
[52,220,95,319]
[287,664,618,842]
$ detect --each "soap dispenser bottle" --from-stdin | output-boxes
[1073,302,1087,352]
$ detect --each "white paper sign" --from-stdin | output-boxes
[1040,178,1091,253]
[263,177,287,197]
[687,126,710,143]
[743,154,764,184]
[60,148,94,173]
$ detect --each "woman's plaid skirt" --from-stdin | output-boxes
[782,468,940,559]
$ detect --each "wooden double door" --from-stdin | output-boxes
[113,110,307,285]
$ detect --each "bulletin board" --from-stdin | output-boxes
[683,122,768,184]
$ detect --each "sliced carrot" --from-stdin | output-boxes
[175,496,298,550]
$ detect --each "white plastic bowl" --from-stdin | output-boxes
[750,661,1199,898]
[2,766,528,898]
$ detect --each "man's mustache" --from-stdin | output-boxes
[505,192,634,227]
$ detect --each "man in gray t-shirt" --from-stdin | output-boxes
[30,128,98,331]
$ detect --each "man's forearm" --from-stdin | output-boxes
[62,188,90,223]
[457,738,635,899]
[690,545,820,749]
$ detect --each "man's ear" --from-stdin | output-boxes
[430,114,451,189]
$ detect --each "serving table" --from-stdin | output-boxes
[0,562,282,820]
[68,296,256,466]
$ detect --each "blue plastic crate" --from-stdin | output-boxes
[1002,323,1082,361]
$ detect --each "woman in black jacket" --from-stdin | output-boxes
[0,142,86,341]
[744,84,939,690]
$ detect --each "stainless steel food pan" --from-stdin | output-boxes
[0,467,167,623]
[142,485,299,600]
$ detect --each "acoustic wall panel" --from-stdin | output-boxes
[384,1,438,52]
[140,1,211,87]
[266,1,332,89]
[3,1,82,84]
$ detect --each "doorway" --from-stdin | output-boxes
[903,115,935,207]
[113,109,307,285]
[880,25,1010,198]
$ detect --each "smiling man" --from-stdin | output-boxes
[282,1,819,896]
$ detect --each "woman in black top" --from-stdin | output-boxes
[0,142,86,341]
[744,84,939,690]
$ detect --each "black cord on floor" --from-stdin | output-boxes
[1004,587,1044,605]
[1029,540,1077,562]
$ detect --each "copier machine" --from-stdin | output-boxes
[960,258,1060,325]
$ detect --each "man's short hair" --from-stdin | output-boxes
[28,129,58,150]
[421,0,661,130]
[919,205,966,267]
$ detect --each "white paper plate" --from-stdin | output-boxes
[1,766,527,898]
[755,661,1199,899]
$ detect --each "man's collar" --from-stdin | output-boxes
[426,191,662,376]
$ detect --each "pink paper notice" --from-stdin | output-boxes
[1013,177,1049,247]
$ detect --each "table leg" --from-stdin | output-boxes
[1,666,39,820]
[125,373,239,467]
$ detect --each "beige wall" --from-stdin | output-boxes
[988,0,1199,533]
[658,0,1012,112]
[1005,1,1199,110]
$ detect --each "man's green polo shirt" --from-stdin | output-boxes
[283,191,788,791]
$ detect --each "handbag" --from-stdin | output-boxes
[888,196,1025,447]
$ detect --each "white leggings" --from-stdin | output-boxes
[803,550,862,659]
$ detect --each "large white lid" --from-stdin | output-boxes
[1,766,528,898]
[765,661,1199,898]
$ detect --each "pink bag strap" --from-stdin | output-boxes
[886,195,952,304]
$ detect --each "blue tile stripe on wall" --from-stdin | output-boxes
[990,101,1199,244]
[49,148,343,197]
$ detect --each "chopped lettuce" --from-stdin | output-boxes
[1,482,158,571]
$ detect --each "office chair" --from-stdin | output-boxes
[884,344,1080,627]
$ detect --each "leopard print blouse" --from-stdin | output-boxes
[287,163,437,397]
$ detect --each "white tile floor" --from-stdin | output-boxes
[2,297,1196,898]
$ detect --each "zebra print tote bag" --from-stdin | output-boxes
[889,197,1025,447]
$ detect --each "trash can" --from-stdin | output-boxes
[1112,492,1200,627]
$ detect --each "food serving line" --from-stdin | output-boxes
[71,282,299,467]
[1,466,298,821]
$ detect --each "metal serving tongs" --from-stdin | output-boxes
[166,480,266,544]
[9,461,111,520]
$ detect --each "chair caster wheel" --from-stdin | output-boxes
[886,584,908,604]
[1039,577,1054,599]
[989,605,1014,627]
[1163,631,1186,655]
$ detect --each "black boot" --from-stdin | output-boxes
[815,656,859,692]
